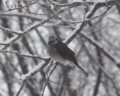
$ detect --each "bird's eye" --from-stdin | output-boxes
[49,39,58,45]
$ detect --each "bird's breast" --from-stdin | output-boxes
[48,45,67,64]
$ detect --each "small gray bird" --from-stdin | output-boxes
[47,35,88,77]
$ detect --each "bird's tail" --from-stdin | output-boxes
[73,61,88,77]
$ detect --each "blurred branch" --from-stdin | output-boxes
[50,0,114,24]
[4,0,38,12]
[79,32,120,68]
[0,0,119,96]
[93,69,102,96]
[35,29,47,47]
[110,78,120,96]
[82,42,112,78]
[0,0,114,51]
[14,80,26,96]
[0,43,8,46]
[41,62,57,96]
[83,41,120,96]
[0,5,80,50]
[0,12,43,21]
[58,6,110,24]
[65,4,112,44]
[0,62,14,96]
[62,5,119,73]
[114,0,120,13]
[20,61,48,81]
[92,27,103,96]
[0,50,47,60]
[49,0,114,7]
[14,59,50,96]
[0,25,22,35]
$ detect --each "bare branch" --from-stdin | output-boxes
[79,32,119,67]
[0,12,43,21]
[0,50,47,60]
[14,80,26,96]
[0,25,22,35]
[40,63,57,96]
[0,6,72,50]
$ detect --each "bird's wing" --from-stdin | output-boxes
[54,40,75,61]
[54,40,88,77]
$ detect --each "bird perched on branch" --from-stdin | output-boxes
[47,35,88,77]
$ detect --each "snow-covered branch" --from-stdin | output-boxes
[0,50,47,60]
[0,25,22,35]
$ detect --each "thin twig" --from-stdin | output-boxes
[4,0,38,13]
[0,50,47,60]
[79,32,119,67]
[0,25,22,35]
[14,80,26,96]
[40,63,57,96]
[0,6,75,50]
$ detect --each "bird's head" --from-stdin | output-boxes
[48,35,58,45]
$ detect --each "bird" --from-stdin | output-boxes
[47,35,88,77]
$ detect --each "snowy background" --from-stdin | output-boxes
[0,0,120,96]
